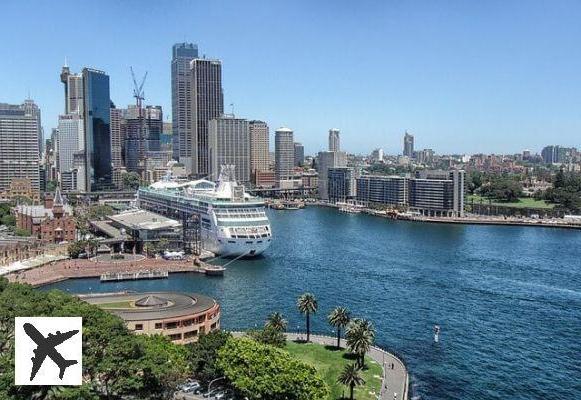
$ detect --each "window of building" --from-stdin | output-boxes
[155,323,162,329]
[135,324,143,331]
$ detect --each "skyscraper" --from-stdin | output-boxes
[249,120,269,181]
[82,68,112,191]
[275,127,294,182]
[110,107,123,170]
[60,63,84,115]
[0,100,41,196]
[190,58,224,176]
[294,142,304,166]
[328,128,340,152]
[57,113,84,191]
[403,131,414,157]
[171,43,198,161]
[208,115,250,183]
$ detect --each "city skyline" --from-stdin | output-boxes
[1,1,580,155]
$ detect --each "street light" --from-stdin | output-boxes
[207,376,225,396]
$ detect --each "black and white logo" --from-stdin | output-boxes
[15,317,82,385]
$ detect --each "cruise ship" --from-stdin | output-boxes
[137,166,271,257]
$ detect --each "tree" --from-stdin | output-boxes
[217,337,328,400]
[345,318,375,368]
[297,293,318,342]
[337,363,365,400]
[0,280,190,400]
[247,326,286,348]
[188,330,232,383]
[67,241,86,259]
[123,172,142,190]
[328,307,351,348]
[265,312,287,332]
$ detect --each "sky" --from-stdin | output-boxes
[1,0,580,156]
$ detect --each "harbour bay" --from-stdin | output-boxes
[43,207,581,400]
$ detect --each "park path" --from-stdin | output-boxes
[231,331,408,400]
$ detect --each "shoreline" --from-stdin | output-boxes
[311,202,581,230]
[5,257,216,288]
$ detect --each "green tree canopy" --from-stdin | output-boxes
[188,330,232,383]
[217,337,329,400]
[0,278,189,400]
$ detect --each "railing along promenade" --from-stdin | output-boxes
[229,330,410,400]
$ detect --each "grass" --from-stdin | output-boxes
[467,194,554,209]
[285,341,382,400]
[97,301,135,309]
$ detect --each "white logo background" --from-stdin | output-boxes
[15,317,82,386]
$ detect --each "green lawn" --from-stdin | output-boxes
[467,195,554,209]
[97,300,135,309]
[285,341,382,400]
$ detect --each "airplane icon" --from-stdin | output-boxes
[23,323,79,381]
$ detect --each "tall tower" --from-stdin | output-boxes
[208,115,250,183]
[0,101,41,195]
[329,128,340,152]
[249,120,269,180]
[60,62,83,115]
[403,131,414,157]
[190,58,224,176]
[275,127,294,182]
[171,43,198,162]
[82,68,112,191]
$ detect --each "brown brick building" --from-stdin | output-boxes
[15,188,76,243]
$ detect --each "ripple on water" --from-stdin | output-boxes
[42,207,581,400]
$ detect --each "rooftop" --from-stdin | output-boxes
[82,292,217,321]
[109,209,181,231]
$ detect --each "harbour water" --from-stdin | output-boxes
[43,207,581,400]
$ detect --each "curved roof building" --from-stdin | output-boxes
[83,292,220,344]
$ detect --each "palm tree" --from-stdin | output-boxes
[328,307,351,348]
[297,292,318,342]
[337,363,365,400]
[265,312,287,332]
[346,318,375,368]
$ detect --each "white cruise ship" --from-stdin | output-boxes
[137,166,271,257]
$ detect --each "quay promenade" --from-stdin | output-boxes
[5,257,215,287]
[231,331,409,400]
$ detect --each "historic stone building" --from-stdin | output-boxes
[14,188,76,242]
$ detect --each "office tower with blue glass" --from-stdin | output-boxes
[82,68,112,191]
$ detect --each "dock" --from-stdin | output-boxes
[100,270,169,282]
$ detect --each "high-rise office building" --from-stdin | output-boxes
[294,142,304,167]
[329,128,340,152]
[317,151,347,200]
[208,115,250,183]
[403,131,414,157]
[0,100,41,196]
[57,113,84,191]
[190,58,224,176]
[171,43,198,161]
[82,68,112,191]
[249,120,269,181]
[121,105,163,174]
[110,107,123,170]
[274,127,294,182]
[60,63,84,115]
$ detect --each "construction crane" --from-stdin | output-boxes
[130,67,148,173]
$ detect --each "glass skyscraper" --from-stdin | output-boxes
[82,68,112,191]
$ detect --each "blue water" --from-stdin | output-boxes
[43,207,581,400]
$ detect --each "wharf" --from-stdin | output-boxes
[7,257,225,287]
[100,270,169,282]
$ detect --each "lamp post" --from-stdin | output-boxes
[207,376,225,396]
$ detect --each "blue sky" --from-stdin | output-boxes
[1,0,580,155]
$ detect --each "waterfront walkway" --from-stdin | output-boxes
[5,257,211,287]
[231,331,409,400]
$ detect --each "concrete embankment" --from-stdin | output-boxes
[6,257,223,287]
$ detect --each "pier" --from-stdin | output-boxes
[6,257,225,287]
[100,269,169,282]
